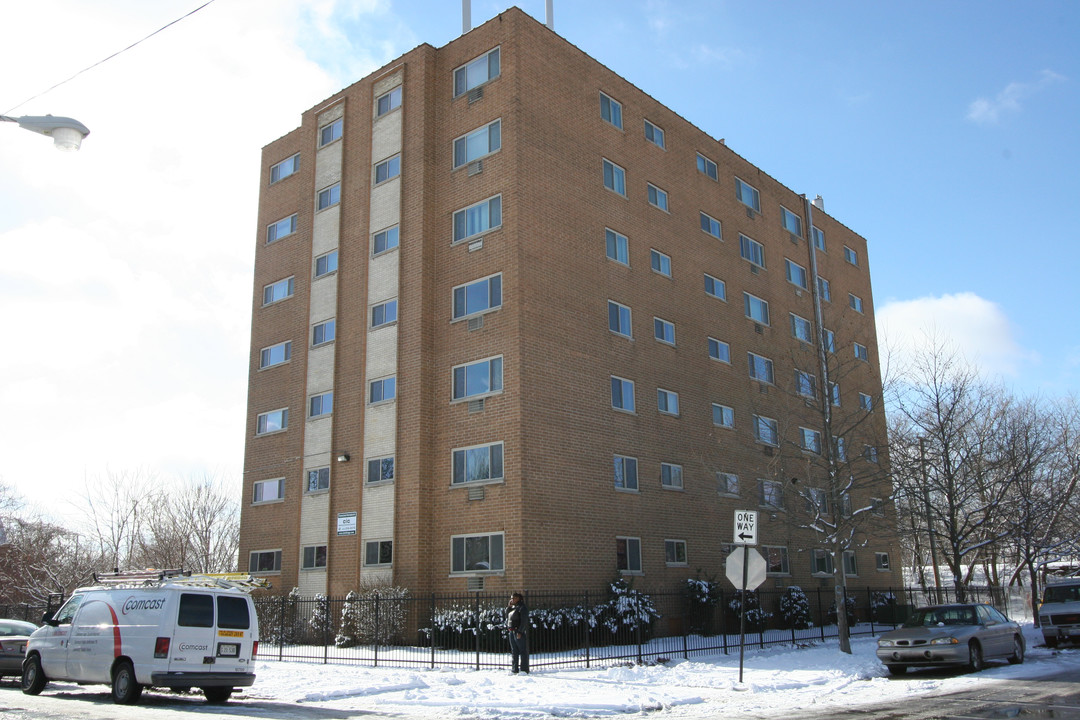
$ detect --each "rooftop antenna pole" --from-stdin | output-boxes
[462,0,471,33]
[546,0,554,30]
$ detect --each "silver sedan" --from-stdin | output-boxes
[0,619,38,678]
[876,603,1024,675]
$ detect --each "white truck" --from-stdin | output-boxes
[21,569,263,704]
[1039,577,1080,648]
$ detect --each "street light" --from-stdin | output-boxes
[1,114,90,151]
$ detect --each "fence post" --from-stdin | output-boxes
[720,588,728,655]
[867,586,874,636]
[683,589,689,660]
[474,592,481,672]
[278,594,286,661]
[584,591,591,669]
[323,595,330,664]
[635,591,643,665]
[816,586,825,642]
[430,593,436,670]
[374,593,381,667]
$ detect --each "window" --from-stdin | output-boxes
[253,478,284,503]
[864,445,879,464]
[786,259,808,289]
[665,539,687,565]
[317,183,341,211]
[800,427,822,454]
[840,492,853,517]
[704,274,726,300]
[599,92,623,129]
[744,293,770,325]
[301,544,327,570]
[843,551,858,576]
[754,415,779,447]
[371,299,398,328]
[806,487,829,514]
[610,376,635,412]
[791,314,812,343]
[263,277,294,306]
[875,552,891,570]
[312,319,335,346]
[608,300,632,337]
[306,467,330,492]
[647,183,669,211]
[811,549,833,575]
[795,369,817,398]
[454,47,500,97]
[829,381,841,407]
[849,293,864,313]
[700,212,721,239]
[748,352,774,384]
[309,391,333,418]
[824,328,836,353]
[760,478,784,508]
[650,249,671,277]
[270,154,299,184]
[453,356,503,401]
[817,276,831,302]
[256,408,287,435]
[781,206,803,236]
[267,214,298,244]
[365,540,393,566]
[605,228,629,265]
[453,195,502,243]
[708,338,731,363]
[319,118,343,147]
[854,343,869,362]
[375,154,400,184]
[764,546,790,574]
[369,376,396,404]
[249,550,282,573]
[373,225,399,255]
[717,472,739,495]
[812,226,825,251]
[376,86,402,116]
[735,177,761,212]
[315,250,338,278]
[616,537,642,573]
[453,442,504,485]
[660,462,683,489]
[834,436,848,462]
[367,456,395,484]
[654,317,675,345]
[696,153,718,180]
[644,119,665,148]
[859,393,873,411]
[712,403,734,428]
[871,497,885,516]
[454,274,502,320]
[657,388,679,416]
[602,158,626,196]
[613,454,638,491]
[260,341,292,369]
[451,532,504,573]
[739,234,765,268]
[454,119,501,168]
[843,245,859,266]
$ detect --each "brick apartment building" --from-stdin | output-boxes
[239,7,903,597]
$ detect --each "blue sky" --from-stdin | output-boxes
[1,0,1076,517]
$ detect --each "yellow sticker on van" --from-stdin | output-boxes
[218,630,244,638]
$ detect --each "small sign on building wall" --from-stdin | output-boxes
[336,512,357,536]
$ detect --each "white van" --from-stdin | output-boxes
[1039,577,1080,648]
[21,570,263,704]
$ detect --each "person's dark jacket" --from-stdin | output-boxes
[507,602,528,636]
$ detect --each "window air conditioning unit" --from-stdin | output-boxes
[468,160,483,176]
[468,87,484,104]
[746,207,754,219]
[468,398,485,413]
[467,577,485,592]
[468,316,484,331]
[468,487,485,502]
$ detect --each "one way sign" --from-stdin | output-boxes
[733,510,758,545]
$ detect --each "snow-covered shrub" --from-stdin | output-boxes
[827,594,857,626]
[335,586,410,647]
[255,587,303,645]
[593,578,660,639]
[727,590,772,629]
[309,593,335,643]
[423,602,506,651]
[779,586,813,630]
[871,591,898,623]
[685,577,723,635]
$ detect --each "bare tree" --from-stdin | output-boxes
[136,473,240,573]
[76,469,161,572]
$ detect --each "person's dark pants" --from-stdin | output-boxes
[509,632,529,673]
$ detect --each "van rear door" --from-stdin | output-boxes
[212,595,256,674]
[169,593,217,673]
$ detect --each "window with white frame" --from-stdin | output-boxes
[806,487,829,514]
[781,206,803,236]
[253,478,284,504]
[760,478,784,508]
[811,549,833,575]
[843,550,858,576]
[605,228,629,265]
[309,391,333,418]
[602,158,626,196]
[650,249,672,277]
[312,319,335,346]
[267,214,298,244]
[854,342,869,362]
[270,154,299,184]
[451,532,504,573]
[610,376,635,413]
[704,273,726,300]
[817,276,832,302]
[717,472,739,496]
[654,317,675,345]
[452,356,503,401]
[263,277,294,306]
[764,545,790,574]
[613,454,638,491]
[859,392,873,411]
[365,540,393,567]
[708,338,731,363]
[754,415,779,447]
[843,245,859,266]
[453,119,501,168]
[786,259,808,289]
[739,234,765,268]
[712,403,734,428]
[301,544,328,570]
[829,381,841,407]
[453,195,502,242]
[608,300,632,338]
[375,154,400,184]
[599,91,623,129]
[367,456,395,484]
[748,352,774,384]
[369,376,396,404]
[317,183,340,210]
[319,118,343,147]
[700,212,721,239]
[616,536,642,573]
[306,467,330,492]
[812,225,825,251]
[453,442,504,485]
[454,47,500,97]
[657,388,679,416]
[864,445,879,463]
[824,328,836,353]
[315,250,338,278]
[454,274,502,320]
[697,153,718,180]
[644,119,665,148]
[795,369,817,398]
[377,86,402,116]
[665,539,687,565]
[849,293,864,313]
[260,341,291,369]
[249,549,281,573]
[660,462,683,489]
[373,225,399,255]
[800,427,822,454]
[370,299,397,328]
[744,292,770,325]
[256,408,287,435]
[791,313,812,343]
[840,491,852,517]
[647,183,669,211]
[735,177,761,212]
[875,552,891,570]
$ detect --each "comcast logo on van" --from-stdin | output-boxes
[122,596,166,615]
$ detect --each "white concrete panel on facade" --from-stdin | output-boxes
[371,114,402,164]
[299,491,330,544]
[297,569,327,596]
[360,567,393,584]
[305,344,336,394]
[314,141,343,192]
[312,205,341,257]
[369,179,401,232]
[367,251,400,304]
[360,484,395,537]
[365,326,398,380]
[303,416,333,451]
[373,72,402,101]
[309,282,338,324]
[363,400,397,455]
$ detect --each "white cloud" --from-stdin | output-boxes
[966,69,1066,124]
[877,292,1039,383]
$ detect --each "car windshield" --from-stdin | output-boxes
[903,606,977,627]
[0,620,38,636]
[1044,585,1080,603]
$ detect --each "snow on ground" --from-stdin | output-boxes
[239,625,1080,719]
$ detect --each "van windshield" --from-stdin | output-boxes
[1044,585,1080,603]
[217,596,251,630]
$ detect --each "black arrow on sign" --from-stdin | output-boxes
[737,532,754,541]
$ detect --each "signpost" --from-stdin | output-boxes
[726,510,762,686]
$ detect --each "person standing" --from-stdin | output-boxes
[506,592,529,674]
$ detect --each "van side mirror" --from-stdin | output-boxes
[41,611,58,627]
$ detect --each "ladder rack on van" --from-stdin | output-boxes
[91,569,270,592]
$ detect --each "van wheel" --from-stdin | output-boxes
[21,654,46,695]
[111,661,143,704]
[203,686,233,703]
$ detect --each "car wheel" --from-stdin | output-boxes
[21,654,47,695]
[886,664,907,676]
[203,686,233,703]
[967,641,984,672]
[1008,635,1024,664]
[111,661,143,704]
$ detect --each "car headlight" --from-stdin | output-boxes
[878,639,895,647]
[930,637,958,645]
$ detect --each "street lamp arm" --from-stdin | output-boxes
[1,114,90,151]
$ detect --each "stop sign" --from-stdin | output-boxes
[725,546,767,591]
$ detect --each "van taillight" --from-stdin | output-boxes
[154,637,171,659]
[252,641,258,659]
